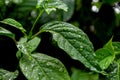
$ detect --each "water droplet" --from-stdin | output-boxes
[80,46,83,51]
[59,68,63,72]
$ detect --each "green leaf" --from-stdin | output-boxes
[36,0,68,14]
[71,68,99,80]
[0,27,15,39]
[0,69,18,80]
[27,37,41,53]
[95,38,115,70]
[103,37,114,52]
[39,21,102,72]
[112,42,120,55]
[95,48,115,70]
[17,37,41,55]
[0,18,26,33]
[20,53,71,80]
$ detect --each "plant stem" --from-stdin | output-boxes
[28,10,44,39]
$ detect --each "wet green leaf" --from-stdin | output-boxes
[20,53,71,80]
[17,37,41,55]
[95,48,115,70]
[95,38,115,70]
[0,27,15,39]
[0,69,18,80]
[112,42,120,55]
[36,0,68,14]
[0,18,26,33]
[39,21,102,72]
[71,68,99,80]
[27,37,41,52]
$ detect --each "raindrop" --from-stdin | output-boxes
[59,68,63,72]
[80,46,83,51]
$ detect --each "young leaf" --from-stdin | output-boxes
[0,69,18,80]
[71,68,99,80]
[0,18,26,33]
[17,37,41,55]
[112,42,120,55]
[0,27,15,39]
[95,38,115,70]
[20,53,71,80]
[95,48,115,70]
[36,0,68,14]
[27,37,41,52]
[39,21,102,72]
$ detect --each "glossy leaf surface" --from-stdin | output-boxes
[95,38,115,70]
[39,21,101,72]
[0,27,15,39]
[0,69,18,80]
[36,0,68,14]
[0,18,26,33]
[27,37,41,53]
[95,48,115,70]
[17,37,41,55]
[20,53,71,80]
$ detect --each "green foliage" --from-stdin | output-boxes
[0,69,18,80]
[20,53,70,80]
[0,0,120,80]
[36,0,68,14]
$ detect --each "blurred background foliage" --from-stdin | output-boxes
[0,0,120,79]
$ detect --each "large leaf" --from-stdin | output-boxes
[20,53,71,80]
[0,18,26,33]
[0,27,15,39]
[112,42,120,55]
[39,21,102,72]
[0,69,18,80]
[71,68,99,80]
[36,0,68,14]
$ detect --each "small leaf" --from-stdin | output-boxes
[0,69,18,80]
[36,0,68,14]
[27,37,41,53]
[71,68,99,80]
[39,21,102,72]
[0,27,15,39]
[17,37,41,55]
[112,42,120,55]
[0,18,26,33]
[95,48,115,70]
[95,37,115,70]
[20,53,71,80]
